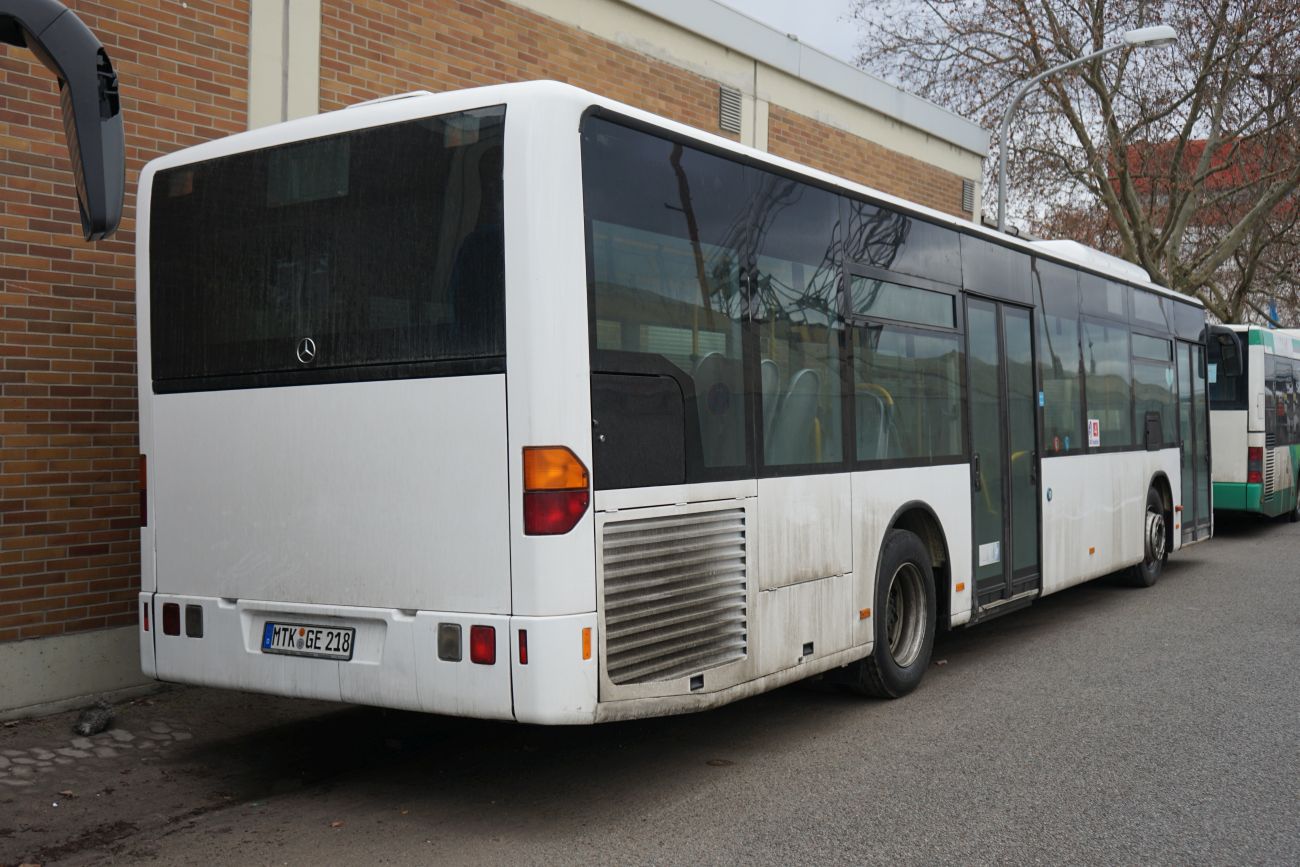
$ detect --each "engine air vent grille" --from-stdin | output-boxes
[602,507,747,685]
[1264,435,1277,498]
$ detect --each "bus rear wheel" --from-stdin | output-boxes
[846,529,936,698]
[1124,487,1168,587]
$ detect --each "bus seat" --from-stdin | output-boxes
[694,351,743,467]
[768,368,821,465]
[855,383,894,460]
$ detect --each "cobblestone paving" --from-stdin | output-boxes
[0,719,192,788]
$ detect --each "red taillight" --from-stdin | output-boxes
[142,602,149,632]
[1247,446,1263,484]
[523,490,591,535]
[162,603,180,636]
[139,454,147,528]
[522,446,589,535]
[470,625,496,665]
[518,629,528,665]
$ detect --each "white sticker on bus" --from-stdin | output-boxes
[1088,418,1101,447]
[978,541,1001,567]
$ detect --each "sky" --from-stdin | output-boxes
[715,0,862,65]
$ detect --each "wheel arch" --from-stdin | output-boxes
[878,500,953,631]
[1149,471,1174,517]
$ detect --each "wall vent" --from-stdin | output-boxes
[718,86,742,134]
[962,178,976,214]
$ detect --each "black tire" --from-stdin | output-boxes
[1124,487,1168,587]
[845,529,936,698]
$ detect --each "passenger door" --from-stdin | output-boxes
[1178,341,1212,541]
[967,297,1041,612]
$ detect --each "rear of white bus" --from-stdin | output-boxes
[136,85,600,724]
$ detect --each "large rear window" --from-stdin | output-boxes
[149,106,506,391]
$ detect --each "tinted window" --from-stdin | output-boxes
[845,200,961,285]
[1035,260,1083,453]
[751,173,844,467]
[960,235,1032,303]
[852,324,963,462]
[1132,290,1170,332]
[583,118,752,487]
[848,275,955,328]
[1266,355,1300,446]
[1173,301,1204,341]
[1083,320,1134,448]
[1080,273,1127,319]
[1134,362,1177,445]
[1036,259,1079,314]
[1133,333,1173,362]
[150,107,507,387]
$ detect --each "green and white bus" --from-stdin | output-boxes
[1209,325,1300,521]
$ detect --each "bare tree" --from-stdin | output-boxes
[853,0,1300,323]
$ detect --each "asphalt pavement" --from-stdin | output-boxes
[2,513,1297,866]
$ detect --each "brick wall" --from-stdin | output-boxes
[319,0,739,140]
[767,105,969,218]
[0,0,248,642]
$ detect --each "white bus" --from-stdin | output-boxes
[1209,325,1300,521]
[137,81,1220,724]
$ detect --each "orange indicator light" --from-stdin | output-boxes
[523,446,589,491]
[859,608,871,620]
[1089,546,1096,555]
[582,627,592,660]
[955,582,966,593]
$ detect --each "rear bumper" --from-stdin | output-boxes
[141,594,597,724]
[1213,482,1262,513]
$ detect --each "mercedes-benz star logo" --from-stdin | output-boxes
[296,337,317,365]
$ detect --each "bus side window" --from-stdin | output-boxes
[1265,355,1277,440]
[1034,260,1083,453]
[583,119,752,488]
[851,323,962,464]
[1082,319,1135,448]
[749,171,844,468]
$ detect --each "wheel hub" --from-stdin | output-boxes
[885,562,925,667]
[1145,508,1166,564]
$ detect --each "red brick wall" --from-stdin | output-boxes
[767,105,969,218]
[0,0,248,642]
[319,0,738,140]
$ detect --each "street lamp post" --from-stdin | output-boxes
[996,25,1177,232]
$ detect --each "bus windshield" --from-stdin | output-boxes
[148,105,506,391]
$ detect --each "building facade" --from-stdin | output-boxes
[0,0,987,716]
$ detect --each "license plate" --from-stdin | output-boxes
[261,621,355,661]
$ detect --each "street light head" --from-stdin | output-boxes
[1123,25,1177,47]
